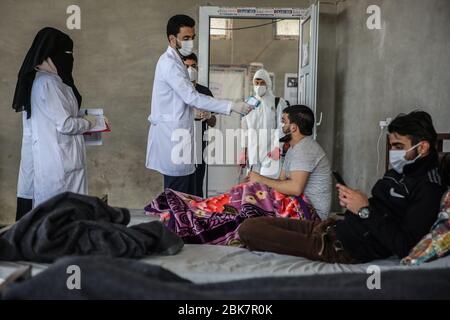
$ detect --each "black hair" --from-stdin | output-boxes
[388,110,437,151]
[282,105,315,136]
[166,15,195,40]
[183,53,198,62]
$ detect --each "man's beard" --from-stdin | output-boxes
[279,133,292,143]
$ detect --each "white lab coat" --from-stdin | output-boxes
[146,46,232,176]
[17,71,91,207]
[17,112,34,199]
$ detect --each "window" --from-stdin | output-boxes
[210,18,232,40]
[274,19,300,40]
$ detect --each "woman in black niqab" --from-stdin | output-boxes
[12,27,82,119]
[14,27,87,221]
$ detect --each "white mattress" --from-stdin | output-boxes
[141,244,450,283]
[1,210,450,285]
[132,210,450,283]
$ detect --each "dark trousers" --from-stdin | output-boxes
[163,173,196,195]
[16,197,33,221]
[238,217,360,264]
[193,164,206,198]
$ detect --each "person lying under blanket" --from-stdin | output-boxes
[145,105,332,246]
[238,111,447,264]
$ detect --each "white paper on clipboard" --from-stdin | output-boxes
[83,132,103,146]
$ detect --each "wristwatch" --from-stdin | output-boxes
[357,206,370,219]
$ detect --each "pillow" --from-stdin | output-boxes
[401,189,450,266]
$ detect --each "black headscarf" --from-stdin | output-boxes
[12,27,82,118]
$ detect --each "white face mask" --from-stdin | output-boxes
[254,85,267,98]
[389,143,421,174]
[177,39,194,57]
[187,66,198,82]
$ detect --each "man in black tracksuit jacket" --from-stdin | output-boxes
[335,151,446,262]
[335,111,447,262]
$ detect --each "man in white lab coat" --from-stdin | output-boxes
[146,15,251,194]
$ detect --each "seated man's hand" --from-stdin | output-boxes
[268,147,281,160]
[337,184,369,214]
[246,171,263,184]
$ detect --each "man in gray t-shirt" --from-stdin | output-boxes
[283,136,331,219]
[246,105,331,219]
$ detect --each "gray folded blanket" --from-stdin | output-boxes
[0,192,183,262]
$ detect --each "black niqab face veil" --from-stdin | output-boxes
[12,27,82,118]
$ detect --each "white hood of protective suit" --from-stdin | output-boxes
[253,68,273,97]
[248,68,276,131]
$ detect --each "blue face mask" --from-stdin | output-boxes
[389,143,421,174]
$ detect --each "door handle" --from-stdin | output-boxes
[316,112,323,127]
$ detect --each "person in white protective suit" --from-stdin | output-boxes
[12,27,96,220]
[240,68,289,179]
[146,15,251,195]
